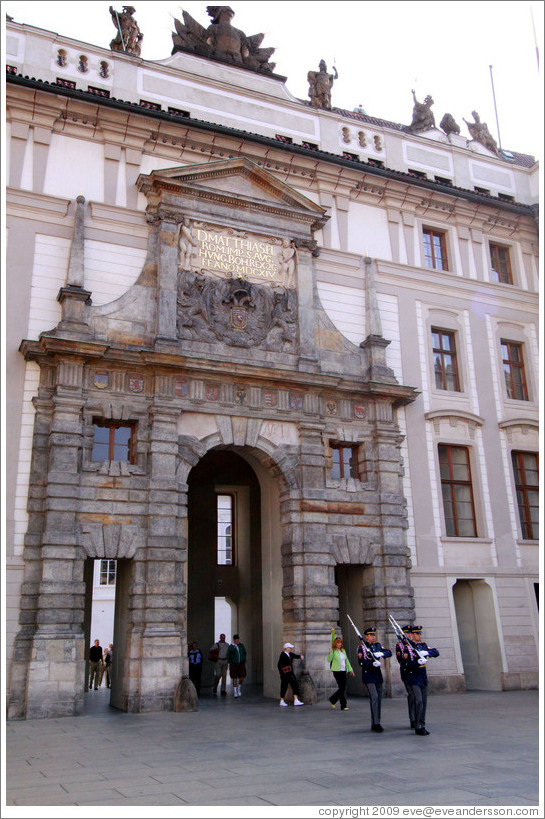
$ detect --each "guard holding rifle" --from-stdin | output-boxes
[395,625,416,729]
[357,627,392,733]
[397,623,440,736]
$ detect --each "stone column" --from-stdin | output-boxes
[293,242,319,371]
[125,402,188,712]
[57,196,92,336]
[360,257,397,384]
[282,422,333,697]
[15,362,87,718]
[154,210,183,345]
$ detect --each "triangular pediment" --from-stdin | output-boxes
[137,157,327,225]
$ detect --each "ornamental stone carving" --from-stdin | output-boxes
[171,5,276,74]
[440,113,461,136]
[463,110,500,155]
[409,89,435,132]
[308,60,338,109]
[109,6,143,56]
[177,271,297,351]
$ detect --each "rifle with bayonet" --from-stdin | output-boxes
[346,614,383,666]
[388,613,428,664]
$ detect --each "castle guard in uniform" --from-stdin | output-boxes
[397,624,440,736]
[357,627,392,733]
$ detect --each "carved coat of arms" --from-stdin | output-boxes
[177,272,297,351]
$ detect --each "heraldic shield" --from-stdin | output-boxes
[177,272,297,350]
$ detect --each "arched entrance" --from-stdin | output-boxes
[187,447,280,696]
[453,579,503,690]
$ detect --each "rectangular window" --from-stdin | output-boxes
[100,559,117,586]
[490,243,513,284]
[330,444,359,480]
[438,445,477,537]
[431,328,460,391]
[92,421,135,462]
[501,341,528,401]
[423,228,448,270]
[217,494,233,565]
[511,451,539,540]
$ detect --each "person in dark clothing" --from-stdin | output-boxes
[188,641,203,695]
[396,625,416,728]
[88,639,103,690]
[277,642,305,706]
[357,627,392,732]
[398,625,440,736]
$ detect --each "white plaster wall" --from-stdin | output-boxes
[316,281,365,345]
[346,203,391,259]
[27,234,69,338]
[43,135,105,201]
[495,576,539,671]
[84,240,147,305]
[409,574,458,678]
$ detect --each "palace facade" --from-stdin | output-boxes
[4,7,539,719]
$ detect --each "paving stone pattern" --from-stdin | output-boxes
[4,689,539,810]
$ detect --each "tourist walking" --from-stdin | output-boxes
[277,642,305,707]
[327,629,354,710]
[227,634,247,697]
[210,633,229,696]
[88,639,103,690]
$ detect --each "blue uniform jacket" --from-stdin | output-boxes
[357,641,392,684]
[399,641,439,687]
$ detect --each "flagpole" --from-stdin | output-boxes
[489,65,502,151]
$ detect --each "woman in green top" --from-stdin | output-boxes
[327,630,355,711]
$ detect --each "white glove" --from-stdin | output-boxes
[373,660,381,667]
[420,650,429,657]
[418,658,427,665]
[374,651,384,658]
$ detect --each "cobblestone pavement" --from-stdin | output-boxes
[3,688,540,813]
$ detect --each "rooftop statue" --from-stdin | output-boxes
[307,60,338,110]
[409,89,435,132]
[463,110,500,155]
[171,5,276,74]
[109,5,143,57]
[440,113,461,136]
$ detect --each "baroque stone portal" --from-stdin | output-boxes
[171,5,276,73]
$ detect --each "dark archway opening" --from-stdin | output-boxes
[187,449,263,695]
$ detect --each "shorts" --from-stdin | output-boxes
[229,662,246,679]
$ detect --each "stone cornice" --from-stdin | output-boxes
[6,75,537,218]
[18,335,418,407]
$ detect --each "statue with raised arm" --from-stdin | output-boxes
[409,90,435,132]
[463,110,499,155]
[308,60,338,109]
[109,6,143,56]
[171,5,276,73]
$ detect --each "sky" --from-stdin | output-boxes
[3,0,544,159]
